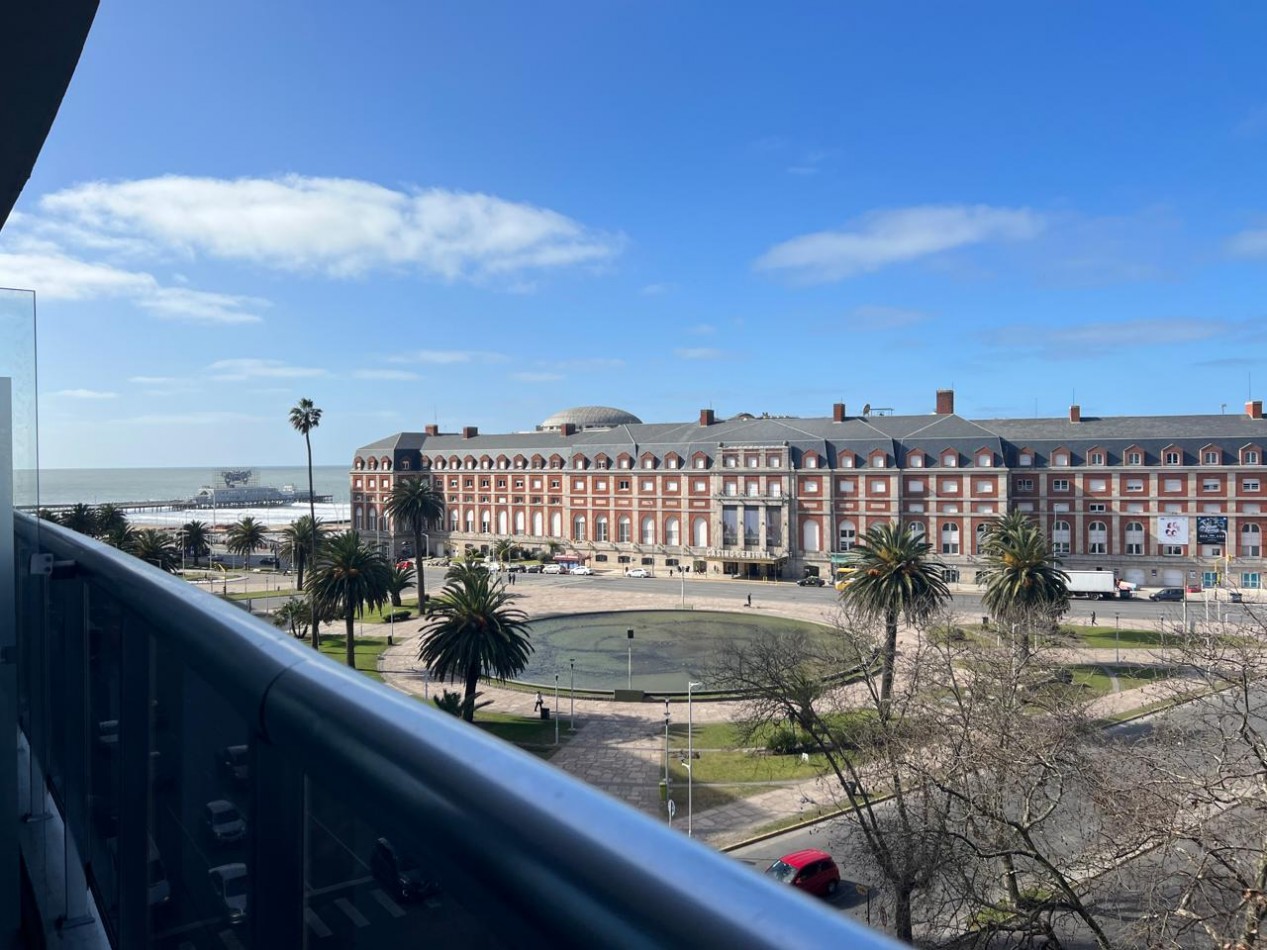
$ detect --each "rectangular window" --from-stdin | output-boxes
[1053,542,1070,555]
[1203,451,1220,464]
[1245,480,1262,491]
[1089,452,1104,465]
[1127,452,1142,465]
[871,456,885,468]
[1243,573,1262,589]
[840,456,853,468]
[695,458,706,468]
[641,480,653,491]
[1089,542,1106,554]
[1202,479,1220,491]
[1165,503,1182,512]
[1164,478,1183,492]
[1165,451,1181,465]
[550,479,560,490]
[976,481,994,493]
[1126,542,1143,555]
[725,457,737,468]
[1052,503,1070,512]
[1015,478,1034,491]
[1089,479,1107,492]
[693,480,707,492]
[838,479,856,492]
[1246,452,1260,465]
[768,455,781,467]
[1126,479,1144,492]
[1162,544,1185,556]
[941,480,959,493]
[1089,503,1106,512]
[665,479,679,491]
[618,480,630,491]
[1019,453,1033,466]
[573,479,585,491]
[595,480,607,491]
[871,481,887,492]
[909,455,923,468]
[909,503,925,513]
[1017,502,1034,512]
[1052,479,1070,492]
[804,481,819,492]
[907,479,925,492]
[643,458,654,468]
[746,456,758,468]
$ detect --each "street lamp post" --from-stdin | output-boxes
[1114,612,1120,664]
[663,699,672,826]
[554,673,560,746]
[687,680,702,837]
[388,608,395,647]
[627,628,634,689]
[569,658,576,731]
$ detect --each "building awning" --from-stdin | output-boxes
[699,552,787,565]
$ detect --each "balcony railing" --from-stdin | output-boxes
[12,513,892,949]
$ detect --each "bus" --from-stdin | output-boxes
[833,566,858,592]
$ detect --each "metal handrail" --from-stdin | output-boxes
[16,513,898,948]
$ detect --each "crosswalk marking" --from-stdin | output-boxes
[304,907,332,938]
[372,889,406,918]
[219,929,245,950]
[336,896,370,927]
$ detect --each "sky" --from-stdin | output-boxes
[4,1,1267,469]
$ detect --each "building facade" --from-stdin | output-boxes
[351,392,1267,590]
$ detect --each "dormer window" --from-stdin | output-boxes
[1202,450,1221,465]
[976,452,992,467]
[1052,452,1070,467]
[1018,452,1033,467]
[1089,451,1104,466]
[805,455,818,469]
[1127,451,1143,465]
[909,455,923,468]
[1165,451,1181,465]
[941,452,957,468]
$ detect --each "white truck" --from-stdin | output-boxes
[1064,569,1126,600]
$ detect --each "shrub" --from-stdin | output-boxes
[766,725,802,755]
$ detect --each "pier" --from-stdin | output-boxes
[19,494,334,515]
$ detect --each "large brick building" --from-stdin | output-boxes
[351,391,1267,590]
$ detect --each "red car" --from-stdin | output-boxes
[764,848,840,897]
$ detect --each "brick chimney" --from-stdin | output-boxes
[1069,405,1081,423]
[424,424,439,436]
[1247,400,1263,420]
[935,389,955,415]
[461,426,478,439]
[832,402,846,422]
[560,422,576,436]
[699,409,715,426]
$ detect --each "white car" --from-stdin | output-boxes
[570,565,595,576]
[626,568,650,578]
[208,863,248,924]
[542,564,564,574]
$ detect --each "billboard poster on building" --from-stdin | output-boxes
[1196,516,1228,545]
[1157,515,1190,545]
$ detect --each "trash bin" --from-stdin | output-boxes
[540,706,550,720]
[1231,592,1243,604]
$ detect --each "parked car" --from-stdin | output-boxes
[506,563,526,573]
[525,564,544,573]
[1149,587,1186,602]
[208,863,248,924]
[796,576,826,587]
[542,564,564,574]
[764,848,840,897]
[219,744,249,783]
[257,555,278,567]
[204,800,247,844]
[370,837,439,902]
[625,568,650,578]
[395,559,415,571]
[570,565,595,576]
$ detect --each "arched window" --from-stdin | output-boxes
[975,523,988,554]
[641,516,656,545]
[838,520,856,552]
[595,515,609,542]
[368,509,378,533]
[909,522,926,542]
[940,522,960,554]
[354,507,364,531]
[573,516,586,541]
[497,511,508,534]
[617,516,632,543]
[1125,521,1145,555]
[550,512,561,537]
[1051,520,1071,555]
[1243,523,1262,557]
[480,511,491,533]
[1088,520,1108,554]
[464,510,475,533]
[692,517,708,547]
[532,512,543,536]
[513,511,525,534]
[801,520,821,552]
[666,517,681,546]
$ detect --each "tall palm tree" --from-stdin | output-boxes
[307,530,392,669]
[385,477,445,610]
[418,563,533,722]
[94,503,129,539]
[272,598,310,639]
[279,516,325,590]
[100,522,136,552]
[226,516,268,569]
[976,510,1069,657]
[290,397,323,650]
[492,538,514,569]
[60,503,97,536]
[131,529,180,572]
[842,521,950,710]
[181,520,212,567]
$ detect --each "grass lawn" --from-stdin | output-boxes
[1067,627,1172,650]
[668,749,831,784]
[317,636,389,683]
[472,711,574,759]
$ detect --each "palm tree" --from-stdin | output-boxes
[492,538,514,570]
[131,529,180,572]
[417,563,533,722]
[290,397,323,650]
[181,520,211,567]
[842,521,950,710]
[226,516,268,569]
[386,563,415,608]
[307,530,392,669]
[976,510,1069,657]
[100,522,135,552]
[279,516,325,591]
[60,503,97,536]
[385,477,445,609]
[94,503,129,539]
[272,598,310,639]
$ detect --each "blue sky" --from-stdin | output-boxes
[4,1,1267,468]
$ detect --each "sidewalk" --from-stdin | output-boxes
[378,578,1183,847]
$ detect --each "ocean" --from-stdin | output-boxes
[14,466,353,528]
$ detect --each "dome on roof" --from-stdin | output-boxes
[539,406,643,431]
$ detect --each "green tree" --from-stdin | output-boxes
[492,538,514,569]
[307,530,392,669]
[272,598,310,639]
[181,520,211,567]
[131,529,179,572]
[841,521,949,710]
[976,510,1069,658]
[226,516,267,569]
[386,563,415,608]
[94,503,129,539]
[279,516,324,591]
[60,503,97,535]
[100,522,135,552]
[417,563,533,722]
[385,477,445,609]
[289,397,323,650]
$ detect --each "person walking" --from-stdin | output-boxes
[533,691,543,713]
[1090,610,1097,626]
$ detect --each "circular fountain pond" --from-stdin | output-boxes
[516,609,836,694]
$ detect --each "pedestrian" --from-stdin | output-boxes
[746,593,752,608]
[533,691,542,712]
[1090,610,1096,626]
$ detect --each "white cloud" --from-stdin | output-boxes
[206,358,328,381]
[548,357,625,372]
[511,372,564,383]
[754,204,1045,282]
[351,369,420,381]
[39,175,623,281]
[848,305,930,328]
[1228,229,1267,258]
[129,376,179,384]
[985,317,1235,358]
[139,286,265,324]
[640,282,674,296]
[388,349,509,365]
[688,323,717,336]
[674,347,725,360]
[50,388,117,399]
